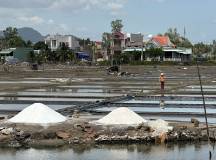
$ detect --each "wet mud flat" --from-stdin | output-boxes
[0,118,215,148]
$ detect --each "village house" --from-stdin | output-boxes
[44,34,80,51]
[123,33,145,61]
[94,41,103,61]
[0,47,33,63]
[110,32,125,56]
[146,35,192,62]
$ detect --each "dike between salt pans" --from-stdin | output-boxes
[8,103,67,124]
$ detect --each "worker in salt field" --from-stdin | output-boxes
[159,73,166,109]
[159,73,165,93]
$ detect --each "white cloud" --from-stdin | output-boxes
[0,0,127,11]
[107,2,124,11]
[17,16,44,24]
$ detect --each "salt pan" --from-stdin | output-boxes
[8,103,66,124]
[96,107,147,125]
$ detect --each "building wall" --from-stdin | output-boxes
[13,48,33,61]
[45,35,80,51]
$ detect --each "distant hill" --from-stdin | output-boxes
[0,27,44,43]
[17,27,44,43]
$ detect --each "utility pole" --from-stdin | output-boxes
[184,27,186,40]
[92,41,96,64]
[141,44,144,61]
[196,59,212,160]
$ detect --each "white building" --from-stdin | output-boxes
[45,34,80,51]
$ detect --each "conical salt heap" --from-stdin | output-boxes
[96,107,147,125]
[8,103,66,124]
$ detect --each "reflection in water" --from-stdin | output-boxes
[0,142,215,160]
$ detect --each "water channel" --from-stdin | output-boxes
[0,143,215,160]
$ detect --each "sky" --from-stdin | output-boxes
[0,0,216,43]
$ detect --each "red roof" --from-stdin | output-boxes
[112,32,125,40]
[95,41,102,45]
[152,36,174,47]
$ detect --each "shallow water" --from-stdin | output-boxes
[0,81,51,84]
[94,106,216,114]
[16,91,123,98]
[0,97,103,102]
[122,100,216,105]
[0,104,72,111]
[0,143,215,160]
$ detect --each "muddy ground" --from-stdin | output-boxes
[0,64,215,93]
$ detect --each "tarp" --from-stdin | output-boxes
[76,52,90,60]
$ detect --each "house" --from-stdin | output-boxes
[123,33,145,61]
[111,32,125,56]
[94,41,103,61]
[0,47,33,62]
[125,33,144,48]
[146,35,192,62]
[45,34,80,51]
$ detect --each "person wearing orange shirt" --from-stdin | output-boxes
[160,73,165,92]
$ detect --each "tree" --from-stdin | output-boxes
[55,43,75,63]
[3,27,26,47]
[164,28,192,48]
[28,51,36,63]
[26,40,33,47]
[34,41,48,50]
[146,47,164,61]
[193,42,211,55]
[79,38,91,47]
[212,40,216,60]
[111,19,123,33]
[3,27,18,40]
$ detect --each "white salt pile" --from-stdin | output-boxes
[148,119,173,133]
[96,107,147,125]
[8,103,67,124]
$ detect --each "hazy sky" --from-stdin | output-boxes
[0,0,215,43]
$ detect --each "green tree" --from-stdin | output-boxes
[164,28,192,48]
[55,43,75,63]
[79,38,91,47]
[28,51,36,63]
[34,41,48,50]
[193,42,211,55]
[146,47,164,61]
[3,27,26,47]
[212,40,216,60]
[111,19,123,33]
[3,27,18,40]
[26,40,33,47]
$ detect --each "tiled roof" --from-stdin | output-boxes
[152,36,174,47]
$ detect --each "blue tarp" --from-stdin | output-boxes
[76,52,90,60]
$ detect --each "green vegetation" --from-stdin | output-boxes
[146,47,164,61]
[164,28,193,48]
[111,19,123,33]
[3,27,26,48]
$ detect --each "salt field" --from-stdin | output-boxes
[1,65,216,159]
[1,67,216,124]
